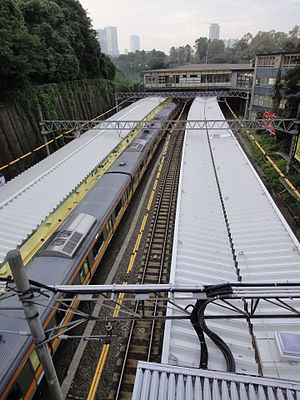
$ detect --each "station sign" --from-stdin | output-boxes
[0,173,6,187]
[262,109,277,135]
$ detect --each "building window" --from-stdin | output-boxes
[258,56,275,67]
[253,95,273,108]
[282,54,300,67]
[256,76,276,87]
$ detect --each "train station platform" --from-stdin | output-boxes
[162,97,300,380]
[0,97,166,268]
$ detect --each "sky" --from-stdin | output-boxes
[80,0,300,54]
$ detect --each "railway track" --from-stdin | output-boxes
[108,103,189,400]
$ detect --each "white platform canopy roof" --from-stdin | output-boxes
[132,362,300,400]
[162,97,300,381]
[0,97,165,265]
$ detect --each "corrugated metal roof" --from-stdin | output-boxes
[0,97,165,265]
[132,362,300,400]
[147,64,252,73]
[162,97,300,381]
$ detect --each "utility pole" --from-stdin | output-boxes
[7,250,64,400]
[286,102,300,174]
[37,103,50,157]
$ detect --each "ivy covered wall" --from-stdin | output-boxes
[0,78,115,180]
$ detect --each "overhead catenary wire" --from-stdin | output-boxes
[0,96,133,173]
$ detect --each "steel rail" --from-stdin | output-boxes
[114,104,187,400]
[146,112,186,361]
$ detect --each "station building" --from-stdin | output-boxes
[144,63,253,91]
[249,50,300,118]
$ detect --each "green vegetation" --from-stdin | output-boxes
[114,70,135,92]
[171,26,300,64]
[112,26,300,81]
[283,65,300,118]
[113,50,168,83]
[0,0,116,91]
[240,128,300,207]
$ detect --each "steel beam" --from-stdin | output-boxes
[41,119,296,134]
[115,90,250,100]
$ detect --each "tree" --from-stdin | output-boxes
[168,46,178,66]
[283,65,300,118]
[194,37,208,62]
[0,0,41,89]
[0,0,116,90]
[207,39,225,63]
[185,44,192,64]
[272,69,282,114]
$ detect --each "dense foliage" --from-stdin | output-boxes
[112,49,168,82]
[169,26,300,65]
[283,65,300,118]
[0,0,116,90]
[113,27,300,82]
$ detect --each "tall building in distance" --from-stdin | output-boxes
[96,29,107,54]
[130,34,140,53]
[209,23,220,40]
[96,26,119,57]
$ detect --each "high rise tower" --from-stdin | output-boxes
[96,26,119,57]
[209,23,220,40]
[130,34,140,52]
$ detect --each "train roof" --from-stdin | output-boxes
[0,97,166,266]
[162,97,300,381]
[0,173,131,390]
[0,99,177,392]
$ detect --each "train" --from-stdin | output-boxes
[0,100,178,400]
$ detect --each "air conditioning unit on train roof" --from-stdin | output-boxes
[40,213,96,258]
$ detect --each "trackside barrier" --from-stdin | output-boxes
[225,100,300,201]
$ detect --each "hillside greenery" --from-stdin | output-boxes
[0,0,116,91]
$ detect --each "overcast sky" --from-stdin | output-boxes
[80,0,300,54]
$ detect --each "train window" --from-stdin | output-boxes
[79,259,90,283]
[122,190,128,204]
[93,233,104,258]
[6,384,23,400]
[29,349,40,372]
[115,199,122,216]
[106,217,113,233]
[83,258,89,275]
[79,268,85,284]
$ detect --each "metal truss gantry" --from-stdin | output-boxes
[41,119,297,135]
[23,281,300,322]
[115,90,250,101]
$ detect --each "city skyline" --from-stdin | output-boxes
[80,0,300,54]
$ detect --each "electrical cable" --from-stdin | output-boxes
[197,299,236,373]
